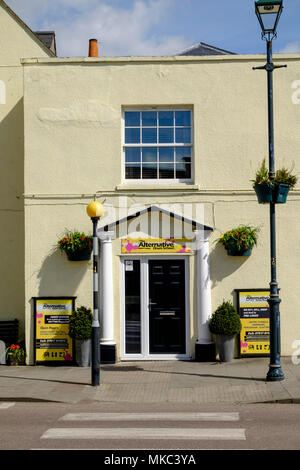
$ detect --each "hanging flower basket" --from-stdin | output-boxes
[58,231,93,261]
[252,159,297,204]
[219,225,258,257]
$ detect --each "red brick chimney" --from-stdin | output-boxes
[89,39,98,57]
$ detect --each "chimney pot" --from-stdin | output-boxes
[89,39,98,57]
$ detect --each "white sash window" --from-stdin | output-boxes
[123,108,193,182]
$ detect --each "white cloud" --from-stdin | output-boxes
[5,0,190,57]
[279,42,300,53]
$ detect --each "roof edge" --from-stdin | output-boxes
[20,52,300,65]
[0,0,56,57]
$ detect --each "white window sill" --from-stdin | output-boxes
[116,183,199,191]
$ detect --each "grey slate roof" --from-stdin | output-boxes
[35,31,57,55]
[178,41,235,56]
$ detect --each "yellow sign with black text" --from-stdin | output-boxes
[34,298,75,363]
[236,290,270,357]
[121,238,192,254]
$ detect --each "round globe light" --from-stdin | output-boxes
[86,201,104,218]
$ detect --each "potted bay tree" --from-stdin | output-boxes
[69,306,93,366]
[209,300,242,362]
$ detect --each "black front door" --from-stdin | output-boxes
[149,259,186,354]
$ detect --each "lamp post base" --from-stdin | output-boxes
[266,364,285,382]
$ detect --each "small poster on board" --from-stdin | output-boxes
[33,297,76,364]
[235,289,270,357]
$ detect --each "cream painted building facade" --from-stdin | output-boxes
[0,1,54,344]
[21,52,300,364]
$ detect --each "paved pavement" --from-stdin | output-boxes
[0,357,299,405]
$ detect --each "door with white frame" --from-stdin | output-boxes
[121,256,190,360]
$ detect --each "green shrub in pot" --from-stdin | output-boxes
[209,300,241,362]
[69,306,93,366]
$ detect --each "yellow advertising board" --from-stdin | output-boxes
[236,289,270,357]
[34,297,75,364]
[121,238,192,254]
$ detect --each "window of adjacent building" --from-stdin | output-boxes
[123,109,193,181]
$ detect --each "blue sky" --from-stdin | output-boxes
[5,0,300,57]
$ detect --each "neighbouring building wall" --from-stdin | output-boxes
[23,54,300,361]
[0,2,53,340]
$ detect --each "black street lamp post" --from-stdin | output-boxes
[254,0,286,381]
[86,201,104,386]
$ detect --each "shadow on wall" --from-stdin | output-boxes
[210,240,249,288]
[37,248,90,297]
[0,98,25,324]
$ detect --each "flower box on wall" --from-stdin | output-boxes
[58,231,93,261]
[219,225,258,257]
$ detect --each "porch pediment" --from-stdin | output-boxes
[98,204,213,239]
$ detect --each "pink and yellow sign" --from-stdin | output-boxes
[121,238,192,254]
[34,298,74,363]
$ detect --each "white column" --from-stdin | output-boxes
[98,231,115,346]
[194,230,213,345]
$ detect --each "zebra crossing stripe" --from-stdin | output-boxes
[60,412,239,422]
[0,402,15,409]
[41,427,246,440]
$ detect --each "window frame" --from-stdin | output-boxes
[122,107,194,184]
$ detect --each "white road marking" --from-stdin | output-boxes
[41,427,246,440]
[0,402,15,409]
[60,412,239,422]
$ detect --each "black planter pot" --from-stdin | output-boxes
[226,247,252,257]
[253,183,274,203]
[273,183,290,203]
[66,248,92,261]
[254,182,290,204]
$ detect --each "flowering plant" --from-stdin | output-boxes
[252,159,297,189]
[219,225,258,253]
[5,344,26,362]
[57,230,93,255]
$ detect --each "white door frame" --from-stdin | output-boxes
[120,255,190,361]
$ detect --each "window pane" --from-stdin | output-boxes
[125,260,141,354]
[175,147,191,162]
[175,110,191,127]
[125,147,140,162]
[142,147,157,162]
[159,128,173,143]
[125,128,140,144]
[159,163,175,179]
[125,163,141,179]
[142,128,157,143]
[175,127,191,144]
[125,111,140,127]
[142,111,157,127]
[159,111,173,127]
[159,147,174,162]
[176,162,191,179]
[142,163,157,179]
